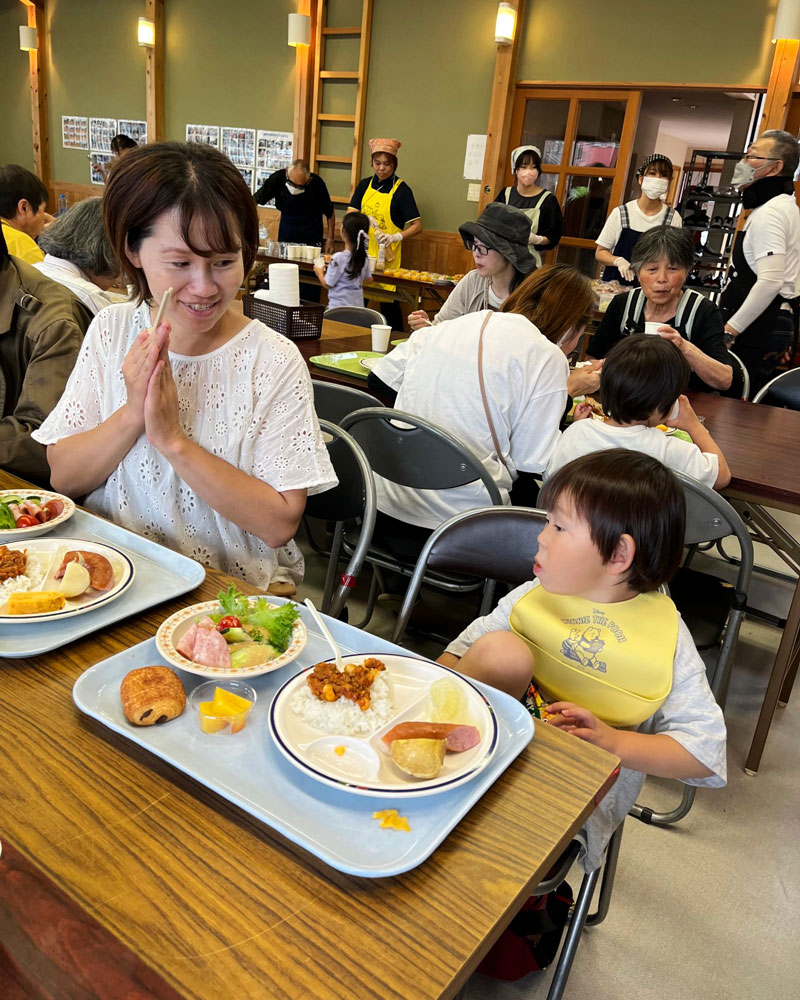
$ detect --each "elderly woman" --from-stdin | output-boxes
[34,198,118,315]
[588,226,735,393]
[407,202,536,331]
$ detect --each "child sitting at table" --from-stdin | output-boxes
[314,211,372,309]
[438,449,727,872]
[546,335,731,489]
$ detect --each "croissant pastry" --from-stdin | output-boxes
[120,666,186,726]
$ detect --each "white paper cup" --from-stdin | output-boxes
[313,256,325,269]
[367,256,377,276]
[371,324,391,352]
[644,322,662,336]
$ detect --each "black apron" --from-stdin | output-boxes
[602,205,676,286]
[719,229,797,391]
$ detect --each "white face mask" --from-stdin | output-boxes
[641,177,669,200]
[731,159,756,190]
[285,180,307,196]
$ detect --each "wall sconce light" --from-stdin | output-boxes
[138,17,155,47]
[773,0,800,41]
[19,25,38,52]
[495,2,516,45]
[288,12,311,46]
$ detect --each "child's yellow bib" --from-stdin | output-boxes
[509,586,678,727]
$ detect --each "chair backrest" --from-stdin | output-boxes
[751,367,800,407]
[324,306,386,328]
[727,350,750,401]
[312,380,381,425]
[392,507,545,642]
[674,472,753,590]
[340,407,503,502]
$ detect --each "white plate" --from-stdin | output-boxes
[359,357,382,371]
[0,489,75,542]
[270,653,499,797]
[0,537,134,623]
[156,598,308,679]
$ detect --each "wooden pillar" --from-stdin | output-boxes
[761,38,800,132]
[19,0,51,193]
[145,0,165,142]
[293,0,317,162]
[479,0,527,214]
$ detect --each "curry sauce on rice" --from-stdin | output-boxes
[291,658,392,736]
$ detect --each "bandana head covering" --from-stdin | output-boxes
[369,137,402,158]
[511,145,542,173]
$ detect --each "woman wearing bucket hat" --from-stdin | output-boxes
[494,145,563,267]
[407,202,537,331]
[595,153,682,286]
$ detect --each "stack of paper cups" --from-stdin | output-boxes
[268,263,300,306]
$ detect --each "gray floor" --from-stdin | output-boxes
[295,514,800,1000]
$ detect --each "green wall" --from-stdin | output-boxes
[48,0,145,185]
[0,0,36,172]
[518,0,775,86]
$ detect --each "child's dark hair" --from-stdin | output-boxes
[341,211,370,280]
[539,449,685,592]
[600,336,690,423]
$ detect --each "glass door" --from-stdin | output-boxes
[508,88,642,275]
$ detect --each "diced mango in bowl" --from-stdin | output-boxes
[191,681,256,735]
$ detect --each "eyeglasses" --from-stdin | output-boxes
[468,239,491,256]
[744,153,777,163]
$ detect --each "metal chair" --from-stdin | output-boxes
[303,420,376,619]
[630,472,753,826]
[312,380,381,425]
[339,408,504,627]
[392,505,546,643]
[727,350,751,401]
[751,366,800,407]
[323,305,386,328]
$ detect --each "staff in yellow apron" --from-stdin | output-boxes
[347,138,422,318]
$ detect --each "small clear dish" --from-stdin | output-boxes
[190,679,257,735]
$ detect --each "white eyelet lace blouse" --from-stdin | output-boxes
[33,301,337,587]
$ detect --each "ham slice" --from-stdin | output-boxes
[176,623,200,660]
[381,722,480,752]
[191,625,231,669]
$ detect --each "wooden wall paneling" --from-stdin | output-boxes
[761,39,800,132]
[145,0,165,142]
[19,0,51,193]
[479,0,527,213]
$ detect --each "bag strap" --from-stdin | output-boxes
[478,312,511,474]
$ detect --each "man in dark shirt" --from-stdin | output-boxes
[254,159,335,250]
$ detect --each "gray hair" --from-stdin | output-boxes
[37,197,118,278]
[288,158,311,179]
[631,226,695,273]
[761,129,800,178]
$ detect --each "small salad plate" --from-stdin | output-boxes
[156,589,308,679]
[359,357,382,371]
[0,489,75,543]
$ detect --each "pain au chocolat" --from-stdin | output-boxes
[120,666,186,726]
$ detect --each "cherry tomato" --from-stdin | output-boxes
[15,515,38,528]
[216,615,241,631]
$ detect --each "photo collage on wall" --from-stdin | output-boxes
[186,123,293,194]
[62,114,148,185]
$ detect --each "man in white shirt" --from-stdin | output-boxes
[720,129,800,392]
[595,154,682,285]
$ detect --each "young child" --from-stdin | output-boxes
[546,335,731,489]
[438,449,727,871]
[314,210,372,308]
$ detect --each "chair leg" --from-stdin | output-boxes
[545,866,602,1000]
[585,822,623,927]
[629,785,696,826]
[349,568,380,630]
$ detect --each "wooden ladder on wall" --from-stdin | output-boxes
[308,0,373,207]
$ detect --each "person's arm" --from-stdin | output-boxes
[347,178,369,213]
[595,208,631,274]
[534,194,563,250]
[667,394,731,488]
[425,271,481,327]
[254,169,281,206]
[436,581,537,668]
[324,211,336,253]
[366,370,397,406]
[725,253,786,337]
[655,325,733,391]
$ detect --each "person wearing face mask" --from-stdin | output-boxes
[595,154,682,285]
[253,159,335,253]
[719,130,800,393]
[493,146,563,267]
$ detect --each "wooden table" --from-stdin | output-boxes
[689,392,800,773]
[0,470,619,1000]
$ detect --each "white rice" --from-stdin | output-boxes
[0,550,49,605]
[290,673,393,737]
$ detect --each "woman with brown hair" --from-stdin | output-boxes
[368,263,595,543]
[34,141,335,592]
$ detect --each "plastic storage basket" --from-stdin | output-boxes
[242,295,325,341]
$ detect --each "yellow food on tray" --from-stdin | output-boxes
[372,808,411,832]
[8,591,66,615]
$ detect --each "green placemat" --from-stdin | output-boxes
[390,337,408,346]
[309,350,383,380]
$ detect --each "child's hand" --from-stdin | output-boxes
[545,702,618,755]
[572,402,594,421]
[669,394,701,433]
